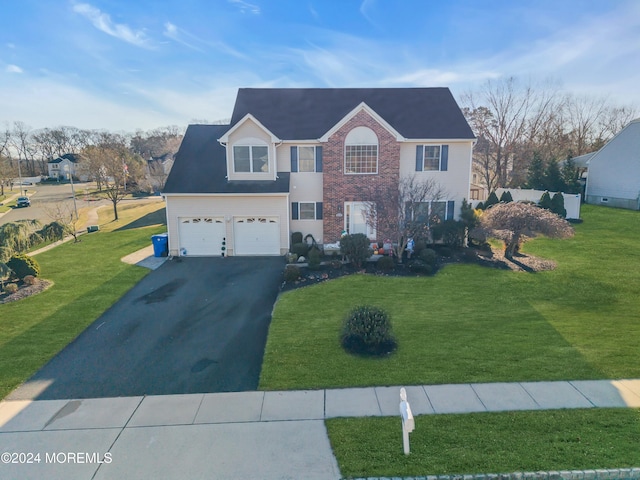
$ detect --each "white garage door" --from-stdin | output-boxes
[234,217,280,255]
[178,217,225,256]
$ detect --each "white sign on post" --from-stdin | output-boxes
[399,387,414,455]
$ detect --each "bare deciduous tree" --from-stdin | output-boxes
[474,202,574,259]
[462,77,636,193]
[462,77,559,191]
[362,175,446,263]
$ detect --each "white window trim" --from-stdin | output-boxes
[296,146,317,173]
[422,145,443,171]
[344,144,378,175]
[233,145,270,173]
[298,201,316,220]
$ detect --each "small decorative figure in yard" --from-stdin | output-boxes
[406,238,414,259]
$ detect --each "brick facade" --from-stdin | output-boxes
[322,109,400,243]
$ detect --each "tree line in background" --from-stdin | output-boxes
[0,123,184,197]
[461,76,636,194]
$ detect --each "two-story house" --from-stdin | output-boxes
[48,153,81,180]
[162,88,476,256]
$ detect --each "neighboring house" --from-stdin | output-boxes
[585,118,640,210]
[48,153,80,180]
[148,153,175,176]
[163,88,476,256]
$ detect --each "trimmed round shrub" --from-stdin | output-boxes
[409,260,434,275]
[283,265,301,283]
[329,259,342,270]
[291,231,303,245]
[340,233,372,268]
[23,275,38,285]
[4,283,18,294]
[286,253,298,264]
[376,256,395,272]
[341,305,397,356]
[418,248,437,266]
[307,247,321,270]
[7,254,40,279]
[291,242,309,257]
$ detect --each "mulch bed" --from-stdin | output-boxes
[281,247,556,293]
[0,279,53,304]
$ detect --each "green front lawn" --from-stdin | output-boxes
[327,408,640,477]
[0,204,165,399]
[260,205,640,390]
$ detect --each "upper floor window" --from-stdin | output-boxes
[233,145,269,173]
[416,145,449,172]
[345,145,378,174]
[291,146,323,173]
[344,126,379,174]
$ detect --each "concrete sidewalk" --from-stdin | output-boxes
[1,379,639,479]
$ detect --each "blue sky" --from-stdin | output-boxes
[1,0,639,131]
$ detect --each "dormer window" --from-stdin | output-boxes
[233,145,269,173]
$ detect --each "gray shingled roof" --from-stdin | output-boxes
[164,88,474,194]
[48,153,80,164]
[163,124,290,194]
[230,87,475,140]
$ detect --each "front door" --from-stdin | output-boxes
[344,202,375,239]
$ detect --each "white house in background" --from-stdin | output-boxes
[48,153,80,180]
[585,118,640,210]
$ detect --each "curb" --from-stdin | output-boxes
[352,468,640,480]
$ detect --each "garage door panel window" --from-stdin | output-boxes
[233,145,269,173]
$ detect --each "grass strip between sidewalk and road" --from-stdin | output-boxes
[326,408,640,478]
[0,202,166,399]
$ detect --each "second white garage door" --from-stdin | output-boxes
[178,217,225,256]
[234,217,280,255]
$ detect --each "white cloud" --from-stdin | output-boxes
[228,0,260,15]
[385,68,501,87]
[6,64,23,74]
[72,3,151,48]
[163,21,247,59]
[163,22,202,52]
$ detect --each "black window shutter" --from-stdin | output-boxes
[290,146,298,172]
[441,145,449,171]
[446,200,455,220]
[315,146,323,172]
[292,202,299,220]
[316,202,323,219]
[415,146,423,171]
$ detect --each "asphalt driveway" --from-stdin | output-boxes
[8,257,285,400]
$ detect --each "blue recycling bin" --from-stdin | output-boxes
[151,233,168,257]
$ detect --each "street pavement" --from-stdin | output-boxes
[1,379,640,479]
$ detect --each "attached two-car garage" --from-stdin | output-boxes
[177,216,281,256]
